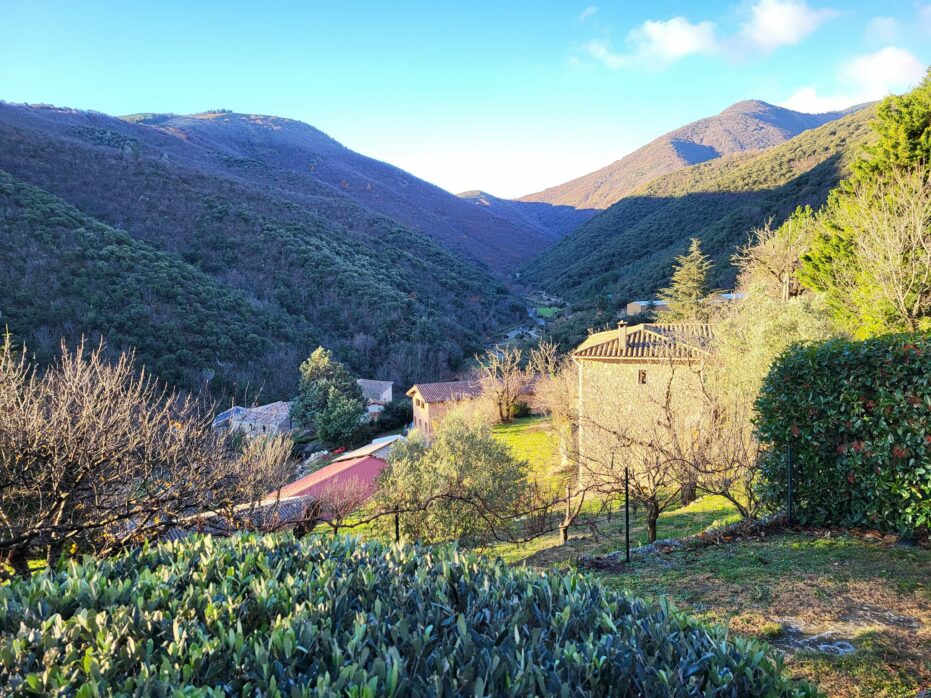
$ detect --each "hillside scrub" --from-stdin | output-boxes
[756,334,931,535]
[522,107,875,305]
[0,533,819,697]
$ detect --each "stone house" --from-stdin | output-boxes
[229,401,294,437]
[571,323,712,484]
[406,380,483,437]
[356,378,394,413]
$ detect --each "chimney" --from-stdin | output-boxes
[618,321,628,351]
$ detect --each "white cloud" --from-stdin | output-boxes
[580,0,836,71]
[583,17,717,69]
[579,5,598,22]
[865,16,898,43]
[628,17,718,62]
[781,47,925,113]
[739,0,837,52]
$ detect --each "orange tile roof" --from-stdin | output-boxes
[407,379,483,403]
[573,323,712,361]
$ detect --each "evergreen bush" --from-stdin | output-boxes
[756,334,931,534]
[0,534,816,697]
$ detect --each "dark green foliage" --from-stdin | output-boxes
[756,335,931,534]
[291,347,364,444]
[377,398,414,431]
[0,165,516,397]
[523,108,875,307]
[510,400,532,419]
[659,238,713,321]
[0,534,817,696]
[0,104,529,397]
[0,171,282,397]
[853,68,931,182]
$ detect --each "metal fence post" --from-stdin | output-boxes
[625,465,631,563]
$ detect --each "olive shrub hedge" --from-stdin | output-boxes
[756,334,931,534]
[0,534,815,697]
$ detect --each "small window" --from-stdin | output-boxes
[638,370,647,385]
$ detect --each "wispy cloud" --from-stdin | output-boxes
[583,16,717,69]
[580,0,836,71]
[781,47,925,112]
[738,0,837,52]
[578,5,598,23]
[864,16,898,43]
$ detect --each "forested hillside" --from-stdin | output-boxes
[0,105,554,274]
[522,106,876,303]
[457,189,596,238]
[0,167,521,399]
[519,100,857,213]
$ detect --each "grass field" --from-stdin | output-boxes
[536,306,558,318]
[488,417,931,698]
[492,416,558,474]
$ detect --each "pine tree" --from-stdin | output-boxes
[290,347,364,442]
[659,238,712,322]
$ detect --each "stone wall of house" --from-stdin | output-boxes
[576,359,705,487]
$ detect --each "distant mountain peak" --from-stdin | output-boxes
[518,99,863,212]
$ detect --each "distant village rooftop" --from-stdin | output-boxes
[573,323,712,361]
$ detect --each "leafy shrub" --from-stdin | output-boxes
[0,534,816,697]
[510,400,532,419]
[756,334,931,534]
[377,398,414,430]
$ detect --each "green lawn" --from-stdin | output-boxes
[487,417,930,696]
[480,490,929,698]
[493,416,558,476]
[536,306,558,318]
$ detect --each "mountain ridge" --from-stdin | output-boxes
[516,100,864,214]
[521,105,876,305]
[0,102,528,396]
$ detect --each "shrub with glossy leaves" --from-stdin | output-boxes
[0,534,816,697]
[756,334,931,534]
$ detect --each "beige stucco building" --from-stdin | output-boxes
[572,323,711,486]
[406,380,483,437]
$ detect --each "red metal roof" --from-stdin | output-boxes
[266,455,389,502]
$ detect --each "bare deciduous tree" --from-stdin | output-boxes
[830,167,931,332]
[734,209,814,302]
[0,337,292,576]
[475,345,531,423]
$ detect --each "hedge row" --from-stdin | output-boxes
[0,534,816,697]
[756,333,931,534]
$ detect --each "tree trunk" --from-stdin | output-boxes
[559,484,572,545]
[558,524,569,545]
[645,500,659,543]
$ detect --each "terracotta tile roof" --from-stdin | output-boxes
[573,323,712,361]
[407,379,483,403]
[267,455,388,502]
[357,379,393,401]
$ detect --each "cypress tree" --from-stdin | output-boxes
[659,238,713,322]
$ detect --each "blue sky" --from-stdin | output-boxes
[1,1,929,197]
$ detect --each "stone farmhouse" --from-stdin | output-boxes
[406,380,483,437]
[357,378,394,419]
[572,323,712,484]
